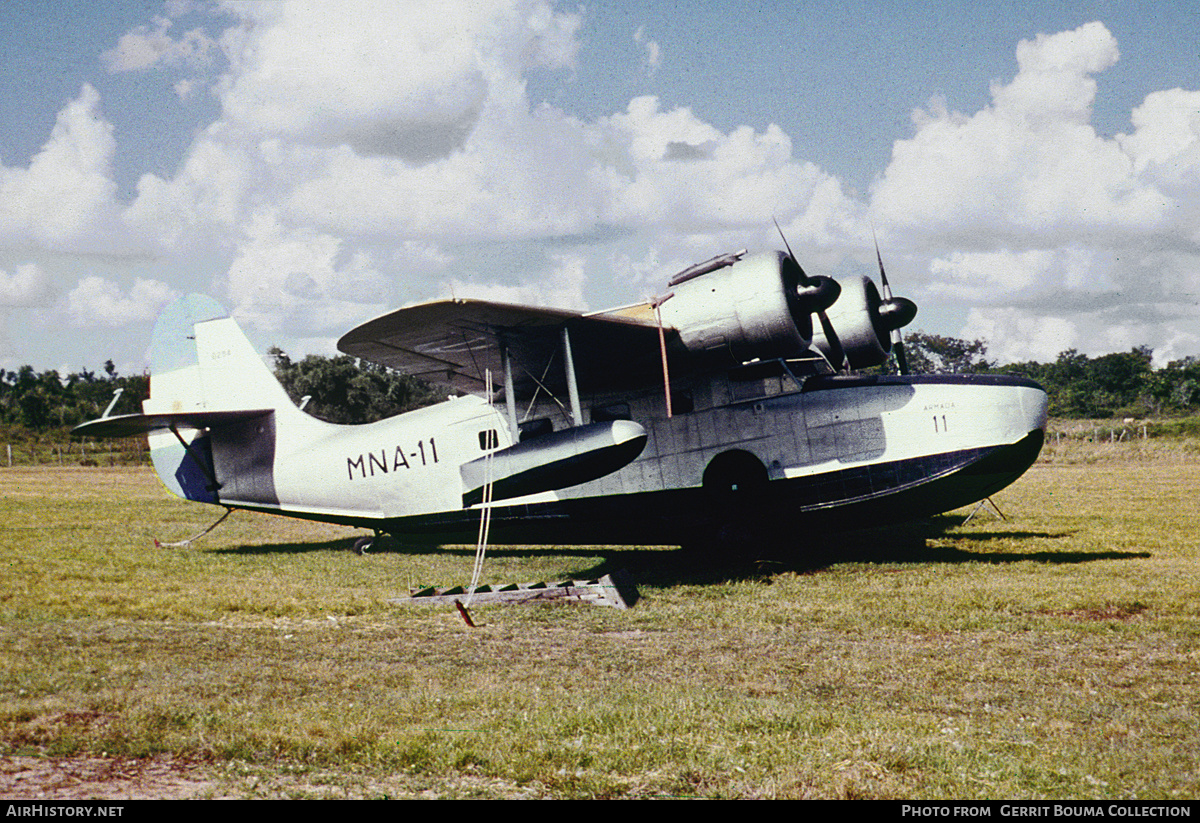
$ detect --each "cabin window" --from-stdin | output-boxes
[519,418,553,442]
[478,429,499,450]
[590,401,631,423]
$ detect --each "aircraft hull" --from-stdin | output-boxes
[233,373,1048,547]
[370,428,1044,545]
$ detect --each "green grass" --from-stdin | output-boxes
[1,454,1199,798]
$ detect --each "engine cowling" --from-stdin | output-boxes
[658,248,915,372]
[811,275,917,370]
[660,251,818,365]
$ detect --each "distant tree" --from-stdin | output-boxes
[0,361,147,431]
[1147,356,1200,412]
[904,331,993,374]
[1089,346,1153,412]
[269,347,439,424]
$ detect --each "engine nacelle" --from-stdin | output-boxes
[660,251,814,364]
[659,248,916,372]
[811,275,917,370]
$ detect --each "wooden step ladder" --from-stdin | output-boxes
[392,570,638,609]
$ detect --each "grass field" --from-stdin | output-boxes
[1,442,1199,799]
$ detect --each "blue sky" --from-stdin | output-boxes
[1,0,1198,376]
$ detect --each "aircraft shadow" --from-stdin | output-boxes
[211,517,1150,590]
[556,527,1150,588]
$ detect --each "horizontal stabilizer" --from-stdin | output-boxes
[73,409,273,439]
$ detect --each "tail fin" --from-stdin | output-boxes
[73,295,298,505]
[142,294,296,417]
[141,295,294,505]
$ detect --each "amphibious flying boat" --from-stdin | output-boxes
[75,244,1048,548]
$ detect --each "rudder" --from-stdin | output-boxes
[144,294,295,417]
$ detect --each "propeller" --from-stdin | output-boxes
[871,230,917,375]
[773,219,847,371]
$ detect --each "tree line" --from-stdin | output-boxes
[266,347,440,424]
[2,336,1197,435]
[903,331,1200,418]
[0,350,439,434]
[0,361,149,432]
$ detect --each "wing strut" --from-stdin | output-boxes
[500,341,519,442]
[652,293,675,418]
[561,327,583,427]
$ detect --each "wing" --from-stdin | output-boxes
[337,299,677,398]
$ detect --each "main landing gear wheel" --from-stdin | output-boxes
[353,530,384,555]
[702,449,768,498]
[700,450,773,557]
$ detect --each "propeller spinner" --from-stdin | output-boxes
[774,219,846,370]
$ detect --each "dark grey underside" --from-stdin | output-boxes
[228,429,1045,546]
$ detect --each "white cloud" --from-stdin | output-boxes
[871,21,1200,363]
[215,0,580,162]
[440,250,589,309]
[102,15,217,73]
[592,97,858,242]
[15,8,1197,370]
[926,245,1116,303]
[1118,88,1200,199]
[634,26,661,77]
[873,22,1160,239]
[221,211,391,334]
[119,3,860,297]
[67,276,178,327]
[0,264,55,307]
[0,85,124,253]
[959,309,1080,364]
[1153,328,1200,367]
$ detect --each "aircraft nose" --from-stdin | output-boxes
[1026,386,1049,432]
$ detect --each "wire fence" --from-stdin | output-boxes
[1,437,150,467]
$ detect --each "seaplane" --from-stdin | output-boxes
[74,241,1048,551]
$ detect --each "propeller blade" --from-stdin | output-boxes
[816,309,848,373]
[872,230,916,375]
[874,231,891,290]
[774,217,799,270]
